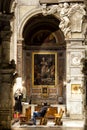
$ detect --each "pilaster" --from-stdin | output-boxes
[17,38,23,77]
[57,1,86,119]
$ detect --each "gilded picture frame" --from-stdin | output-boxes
[42,86,48,97]
[71,84,81,94]
[32,51,57,87]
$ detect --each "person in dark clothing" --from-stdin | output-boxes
[32,102,48,125]
[14,88,23,114]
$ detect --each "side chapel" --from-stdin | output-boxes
[0,0,87,129]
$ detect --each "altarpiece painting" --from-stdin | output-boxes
[32,52,57,87]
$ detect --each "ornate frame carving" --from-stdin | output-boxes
[42,86,48,97]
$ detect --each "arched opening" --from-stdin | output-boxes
[22,13,66,105]
[23,14,64,45]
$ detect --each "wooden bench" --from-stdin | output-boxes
[19,105,64,125]
[35,106,58,118]
[54,108,64,125]
[45,107,58,119]
[35,106,58,125]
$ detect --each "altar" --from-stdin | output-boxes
[22,102,37,117]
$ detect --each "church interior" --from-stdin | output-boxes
[0,0,87,129]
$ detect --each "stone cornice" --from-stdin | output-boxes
[58,0,83,2]
[39,0,83,4]
[65,38,85,42]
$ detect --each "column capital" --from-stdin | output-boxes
[17,38,24,45]
[17,38,24,42]
[0,13,14,22]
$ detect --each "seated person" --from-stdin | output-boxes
[31,102,48,125]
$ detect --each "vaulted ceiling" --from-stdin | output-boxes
[23,14,65,46]
[0,0,14,13]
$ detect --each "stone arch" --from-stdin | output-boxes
[17,7,66,105]
[18,8,61,39]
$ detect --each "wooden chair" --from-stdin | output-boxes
[35,105,48,125]
[39,116,48,125]
[45,107,58,119]
[25,107,31,120]
[54,108,64,125]
[40,107,57,125]
[19,107,31,125]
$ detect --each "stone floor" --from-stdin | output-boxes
[11,118,85,130]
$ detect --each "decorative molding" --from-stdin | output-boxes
[41,2,86,38]
[58,0,83,2]
[58,3,86,37]
[72,56,81,66]
[39,0,83,4]
[41,4,58,16]
[40,0,58,4]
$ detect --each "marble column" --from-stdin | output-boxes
[0,69,15,129]
[0,14,15,129]
[0,34,15,129]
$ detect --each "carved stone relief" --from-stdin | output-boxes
[69,3,86,32]
[58,3,86,37]
[58,3,71,37]
[41,4,58,16]
[70,52,83,66]
[41,2,86,38]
